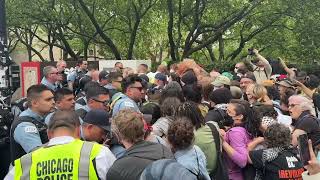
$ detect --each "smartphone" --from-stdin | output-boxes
[298,134,311,165]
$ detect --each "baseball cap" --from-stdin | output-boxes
[276,79,295,89]
[222,72,234,80]
[212,75,231,86]
[155,73,167,82]
[83,109,111,131]
[99,70,110,80]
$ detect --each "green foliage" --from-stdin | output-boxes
[5,0,320,70]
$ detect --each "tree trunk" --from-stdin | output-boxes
[27,46,32,62]
[83,40,89,60]
[78,0,121,60]
[127,19,140,60]
[167,0,177,62]
[49,44,54,61]
[218,34,224,62]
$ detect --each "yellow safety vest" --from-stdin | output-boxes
[14,139,102,180]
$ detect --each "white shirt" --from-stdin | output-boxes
[5,136,116,180]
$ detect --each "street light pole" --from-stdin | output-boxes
[0,0,13,91]
[0,0,11,66]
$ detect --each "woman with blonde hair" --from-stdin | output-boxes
[246,84,272,105]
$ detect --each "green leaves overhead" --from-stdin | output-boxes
[5,0,320,68]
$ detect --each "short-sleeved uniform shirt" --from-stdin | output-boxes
[249,149,304,180]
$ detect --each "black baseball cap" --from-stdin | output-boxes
[83,109,111,131]
[155,73,167,82]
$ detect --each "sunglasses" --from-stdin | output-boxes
[92,99,110,106]
[130,86,144,92]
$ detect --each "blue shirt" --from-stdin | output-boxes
[67,69,87,82]
[44,112,54,125]
[41,77,57,92]
[75,97,88,111]
[44,107,59,125]
[104,84,116,90]
[14,109,45,153]
[67,71,77,82]
[175,145,211,180]
[111,93,140,117]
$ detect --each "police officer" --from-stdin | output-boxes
[5,110,116,180]
[10,85,55,163]
[111,75,144,117]
[44,88,75,125]
[81,109,111,144]
[40,66,60,92]
[75,86,109,121]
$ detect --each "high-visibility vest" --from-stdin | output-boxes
[14,139,102,180]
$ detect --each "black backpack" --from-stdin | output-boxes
[73,70,87,93]
[206,122,229,180]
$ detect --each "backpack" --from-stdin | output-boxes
[73,70,87,93]
[206,122,229,180]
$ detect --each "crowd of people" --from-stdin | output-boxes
[3,48,320,180]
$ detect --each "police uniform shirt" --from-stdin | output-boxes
[14,109,45,153]
[44,107,59,125]
[41,77,58,92]
[67,71,77,82]
[4,136,116,180]
[112,94,140,117]
[75,97,88,111]
[67,70,87,83]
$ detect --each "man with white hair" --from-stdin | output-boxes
[41,66,60,92]
[289,95,320,148]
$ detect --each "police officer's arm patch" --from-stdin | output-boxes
[24,126,38,133]
[124,102,135,108]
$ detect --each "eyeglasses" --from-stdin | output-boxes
[113,80,122,83]
[92,99,110,106]
[130,86,144,92]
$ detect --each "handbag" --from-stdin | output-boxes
[207,122,229,180]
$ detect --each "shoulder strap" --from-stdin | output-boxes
[110,96,123,110]
[206,122,221,154]
[18,116,47,128]
[76,98,86,106]
[76,109,88,120]
[215,108,226,123]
